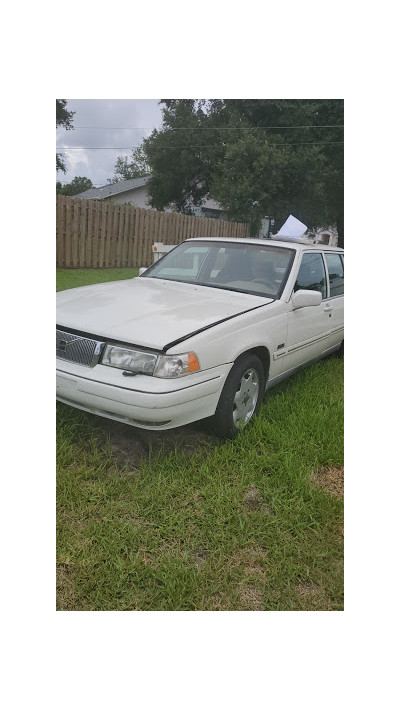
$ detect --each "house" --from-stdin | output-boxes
[190,197,228,220]
[75,177,228,219]
[306,226,339,247]
[75,176,152,209]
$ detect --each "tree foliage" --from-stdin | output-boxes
[112,147,150,182]
[56,176,93,196]
[142,100,344,242]
[56,99,75,174]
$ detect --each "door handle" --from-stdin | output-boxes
[324,304,333,312]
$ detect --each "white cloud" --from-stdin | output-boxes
[56,99,163,186]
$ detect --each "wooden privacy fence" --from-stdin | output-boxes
[56,195,250,269]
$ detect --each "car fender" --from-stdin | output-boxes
[166,299,288,377]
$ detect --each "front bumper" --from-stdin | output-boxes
[56,359,231,430]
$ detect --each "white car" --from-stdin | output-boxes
[56,237,344,438]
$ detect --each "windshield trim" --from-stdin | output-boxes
[142,275,277,300]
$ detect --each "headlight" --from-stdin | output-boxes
[102,345,158,374]
[153,353,200,378]
[102,345,200,378]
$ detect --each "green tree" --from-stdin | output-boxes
[56,99,75,174]
[112,146,150,182]
[143,100,344,242]
[56,176,93,196]
[144,100,223,213]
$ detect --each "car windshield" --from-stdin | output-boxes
[141,240,295,298]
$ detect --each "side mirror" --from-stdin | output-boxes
[139,267,148,276]
[292,289,322,310]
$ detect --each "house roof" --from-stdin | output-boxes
[75,176,151,200]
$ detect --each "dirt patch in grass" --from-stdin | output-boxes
[229,545,269,575]
[230,547,268,609]
[98,420,219,471]
[240,587,264,610]
[103,423,148,470]
[57,566,79,611]
[190,549,209,570]
[244,484,275,516]
[296,583,331,610]
[208,593,228,611]
[311,466,344,497]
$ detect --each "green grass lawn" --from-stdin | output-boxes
[56,268,344,611]
[56,267,139,292]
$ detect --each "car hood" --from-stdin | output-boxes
[56,277,272,351]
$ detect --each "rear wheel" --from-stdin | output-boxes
[212,353,265,439]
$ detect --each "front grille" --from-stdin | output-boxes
[56,329,105,368]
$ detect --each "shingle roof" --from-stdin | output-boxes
[75,176,151,200]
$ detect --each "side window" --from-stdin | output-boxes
[325,253,344,297]
[294,253,327,298]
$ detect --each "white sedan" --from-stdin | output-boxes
[56,237,344,438]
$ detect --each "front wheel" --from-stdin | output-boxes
[212,353,265,439]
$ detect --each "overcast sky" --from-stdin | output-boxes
[56,99,163,186]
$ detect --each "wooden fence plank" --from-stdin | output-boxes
[64,198,72,267]
[193,214,199,239]
[56,196,65,268]
[86,200,94,267]
[115,204,123,267]
[178,211,184,244]
[121,204,129,267]
[159,208,165,243]
[56,195,61,267]
[144,208,152,265]
[79,199,87,267]
[106,203,114,267]
[141,209,147,265]
[139,209,146,266]
[161,211,167,244]
[188,215,195,241]
[91,201,99,268]
[137,209,145,267]
[71,199,80,267]
[127,207,135,267]
[104,203,110,267]
[99,202,107,268]
[153,209,161,253]
[131,208,139,267]
[170,213,177,243]
[169,212,176,244]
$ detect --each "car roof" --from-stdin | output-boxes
[185,237,344,252]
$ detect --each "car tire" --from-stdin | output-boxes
[212,353,265,439]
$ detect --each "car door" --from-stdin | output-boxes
[323,252,344,347]
[283,251,336,372]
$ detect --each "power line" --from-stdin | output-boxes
[57,182,107,186]
[57,141,344,151]
[70,124,343,130]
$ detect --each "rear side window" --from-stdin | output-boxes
[325,253,344,296]
[294,253,327,298]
